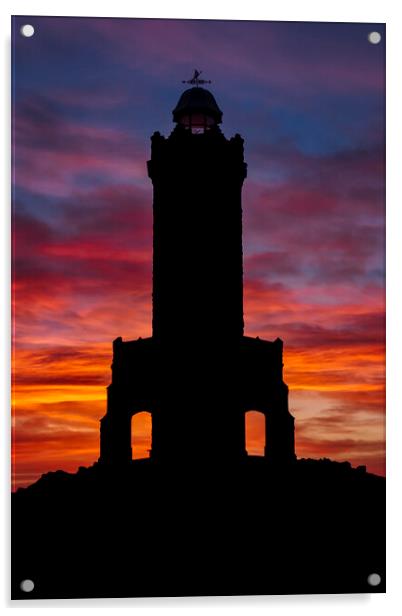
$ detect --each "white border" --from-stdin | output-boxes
[2,1,402,614]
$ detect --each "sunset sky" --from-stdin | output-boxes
[12,16,385,489]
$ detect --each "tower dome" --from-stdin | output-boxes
[172,87,223,133]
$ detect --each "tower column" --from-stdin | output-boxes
[99,385,132,464]
[265,383,296,463]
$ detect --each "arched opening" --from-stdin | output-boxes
[245,411,266,456]
[131,411,152,460]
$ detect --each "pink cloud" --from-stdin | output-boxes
[13,97,150,196]
[89,19,384,95]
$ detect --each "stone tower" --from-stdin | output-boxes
[150,87,245,343]
[99,83,296,467]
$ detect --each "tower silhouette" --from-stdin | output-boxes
[99,81,296,467]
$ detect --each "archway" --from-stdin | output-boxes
[245,410,266,456]
[131,411,152,460]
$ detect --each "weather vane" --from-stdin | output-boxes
[182,69,211,87]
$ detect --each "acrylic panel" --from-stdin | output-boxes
[11,16,386,599]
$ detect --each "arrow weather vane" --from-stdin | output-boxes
[182,69,212,87]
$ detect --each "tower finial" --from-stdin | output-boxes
[182,69,211,88]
